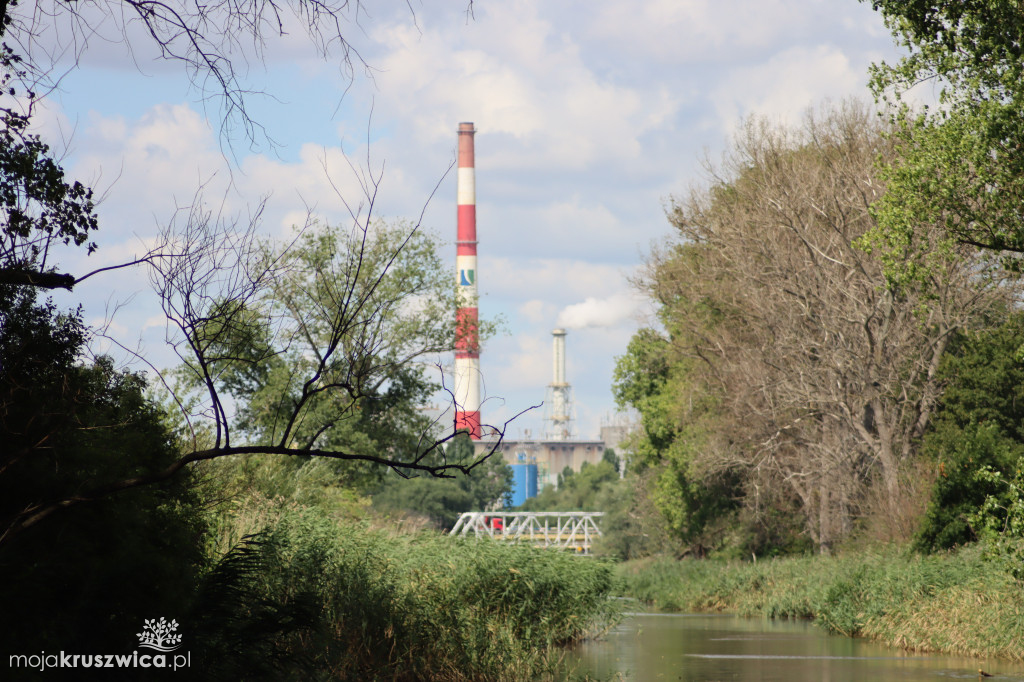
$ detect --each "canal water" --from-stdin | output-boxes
[564,612,1024,681]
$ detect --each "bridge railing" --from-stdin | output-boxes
[449,511,604,554]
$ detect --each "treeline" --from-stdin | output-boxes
[614,102,1017,554]
[612,0,1024,561]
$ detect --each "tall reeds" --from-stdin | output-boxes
[192,503,619,681]
[619,547,1024,659]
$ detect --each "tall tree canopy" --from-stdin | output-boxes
[915,310,1024,551]
[0,283,206,647]
[623,102,1013,552]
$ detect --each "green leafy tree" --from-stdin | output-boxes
[0,92,170,541]
[0,103,98,289]
[159,217,509,505]
[0,27,208,652]
[591,471,672,561]
[188,220,455,489]
[916,311,1024,551]
[240,220,456,459]
[602,447,621,474]
[969,459,1024,582]
[864,1,1024,282]
[520,460,621,513]
[612,297,740,553]
[625,103,1005,553]
[372,434,513,529]
[0,39,98,290]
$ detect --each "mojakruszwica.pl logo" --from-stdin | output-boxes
[8,617,191,672]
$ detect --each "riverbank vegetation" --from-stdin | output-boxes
[0,58,613,681]
[618,546,1024,660]
[192,493,619,681]
[598,82,1024,659]
[0,189,616,680]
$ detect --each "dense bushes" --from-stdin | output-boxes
[0,289,207,655]
[915,313,1024,551]
[0,300,615,681]
[371,433,513,529]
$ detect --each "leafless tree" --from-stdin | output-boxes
[5,0,390,144]
[649,101,1015,551]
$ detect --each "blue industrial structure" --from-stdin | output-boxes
[508,463,538,507]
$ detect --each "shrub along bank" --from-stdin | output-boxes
[618,546,1024,660]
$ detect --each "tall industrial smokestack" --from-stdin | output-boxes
[552,329,567,388]
[454,122,481,439]
[545,328,575,440]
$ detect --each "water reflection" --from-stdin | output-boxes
[565,613,1024,681]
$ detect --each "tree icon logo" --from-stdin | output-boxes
[137,617,183,652]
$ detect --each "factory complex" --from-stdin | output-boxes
[473,422,629,506]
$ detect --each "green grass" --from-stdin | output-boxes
[618,546,1024,660]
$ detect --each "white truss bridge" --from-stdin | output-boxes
[449,511,604,555]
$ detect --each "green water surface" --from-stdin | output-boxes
[565,613,1024,681]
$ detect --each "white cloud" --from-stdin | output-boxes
[557,292,647,330]
[487,333,549,394]
[368,1,678,171]
[480,198,638,264]
[585,0,800,62]
[70,105,227,236]
[485,257,627,303]
[710,45,864,131]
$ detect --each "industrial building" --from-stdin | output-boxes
[473,416,630,494]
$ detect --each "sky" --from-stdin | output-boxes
[19,0,906,441]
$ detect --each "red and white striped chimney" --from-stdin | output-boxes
[454,122,481,439]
